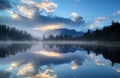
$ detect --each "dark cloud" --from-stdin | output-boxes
[34,15,84,26]
[0,0,12,10]
[0,12,85,29]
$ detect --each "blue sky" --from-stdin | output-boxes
[0,0,120,37]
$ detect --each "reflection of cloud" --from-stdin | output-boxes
[32,24,63,31]
[94,59,108,66]
[113,64,120,73]
[70,60,80,70]
[89,52,96,58]
[116,68,120,72]
[34,68,57,78]
[16,63,35,76]
[35,50,62,57]
[7,62,20,71]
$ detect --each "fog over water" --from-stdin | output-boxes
[0,42,120,78]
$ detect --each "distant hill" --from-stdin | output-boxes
[44,28,84,37]
[43,21,120,41]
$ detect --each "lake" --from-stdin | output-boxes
[0,42,120,78]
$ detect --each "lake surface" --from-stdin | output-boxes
[0,42,120,78]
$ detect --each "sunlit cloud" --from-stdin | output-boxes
[32,24,63,31]
[17,5,35,19]
[38,1,58,13]
[16,63,35,76]
[95,17,108,23]
[21,0,58,15]
[113,10,120,16]
[35,50,62,57]
[70,60,80,70]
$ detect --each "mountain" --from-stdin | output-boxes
[44,28,84,37]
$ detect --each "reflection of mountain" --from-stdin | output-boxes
[0,43,31,58]
[44,28,84,37]
[43,43,120,64]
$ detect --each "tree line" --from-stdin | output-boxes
[0,24,33,41]
[43,21,120,41]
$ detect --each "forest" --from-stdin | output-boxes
[0,25,33,41]
[44,21,120,41]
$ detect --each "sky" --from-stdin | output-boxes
[0,0,120,37]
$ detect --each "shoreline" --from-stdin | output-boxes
[0,41,120,47]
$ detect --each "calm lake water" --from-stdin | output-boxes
[0,42,120,78]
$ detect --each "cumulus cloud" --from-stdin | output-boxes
[0,0,12,10]
[71,12,83,22]
[95,17,108,23]
[21,0,58,15]
[113,10,120,16]
[17,5,35,19]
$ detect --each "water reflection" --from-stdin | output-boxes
[0,43,120,78]
[0,43,31,58]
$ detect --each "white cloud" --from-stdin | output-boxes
[71,12,81,22]
[113,10,120,16]
[95,17,108,23]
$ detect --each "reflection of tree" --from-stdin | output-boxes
[81,45,120,64]
[0,44,31,58]
[44,43,120,65]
